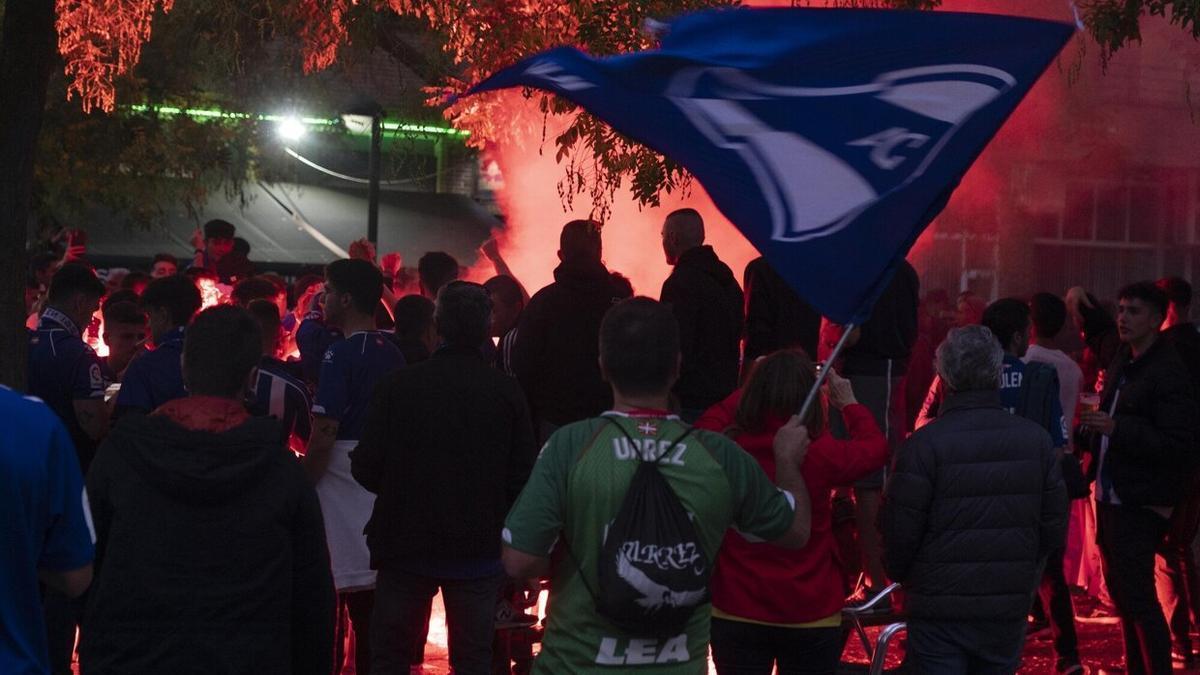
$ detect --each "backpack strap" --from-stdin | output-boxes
[603,415,695,465]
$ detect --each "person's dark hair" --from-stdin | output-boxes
[1119,280,1169,318]
[1156,277,1192,310]
[417,251,460,297]
[120,271,151,291]
[31,252,59,276]
[292,273,324,307]
[246,299,281,350]
[102,300,146,327]
[47,263,105,305]
[981,298,1031,352]
[233,237,250,256]
[483,275,523,308]
[231,276,282,307]
[140,275,202,327]
[609,271,634,299]
[733,349,825,438]
[1029,292,1067,340]
[102,289,140,313]
[559,219,602,261]
[182,305,262,397]
[599,297,680,396]
[152,252,178,268]
[203,219,236,240]
[434,281,492,347]
[392,294,435,340]
[325,258,383,315]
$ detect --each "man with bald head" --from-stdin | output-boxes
[660,208,744,421]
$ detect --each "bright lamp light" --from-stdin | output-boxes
[277,117,306,141]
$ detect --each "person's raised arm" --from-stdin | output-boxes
[769,415,813,549]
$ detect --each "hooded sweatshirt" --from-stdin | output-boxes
[511,256,631,427]
[661,245,745,411]
[81,397,334,675]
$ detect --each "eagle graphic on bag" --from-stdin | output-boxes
[594,421,710,636]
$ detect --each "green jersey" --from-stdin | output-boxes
[503,412,796,673]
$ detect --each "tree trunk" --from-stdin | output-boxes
[0,0,57,389]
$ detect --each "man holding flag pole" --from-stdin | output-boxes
[477,5,1076,672]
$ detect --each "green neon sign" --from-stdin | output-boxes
[124,104,470,138]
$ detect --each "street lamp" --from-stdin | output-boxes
[341,99,384,246]
[276,116,306,142]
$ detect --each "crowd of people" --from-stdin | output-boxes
[6,209,1200,675]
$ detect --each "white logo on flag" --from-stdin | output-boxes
[524,60,596,91]
[665,65,1016,243]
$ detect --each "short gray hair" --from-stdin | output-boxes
[936,325,1003,393]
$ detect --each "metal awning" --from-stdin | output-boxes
[85,182,499,270]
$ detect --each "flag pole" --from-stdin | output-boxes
[797,322,856,422]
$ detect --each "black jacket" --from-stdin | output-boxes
[511,257,630,426]
[742,256,822,366]
[842,260,920,377]
[1163,322,1200,390]
[351,345,537,567]
[81,410,334,675]
[881,390,1067,621]
[1083,337,1199,507]
[660,245,744,411]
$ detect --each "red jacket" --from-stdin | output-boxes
[695,394,887,625]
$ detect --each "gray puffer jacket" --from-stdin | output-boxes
[880,390,1067,621]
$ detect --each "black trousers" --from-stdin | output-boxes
[335,590,374,675]
[370,569,503,675]
[1096,501,1173,675]
[709,618,844,675]
[42,586,85,675]
[906,619,1026,674]
[1031,548,1081,669]
[1155,475,1200,656]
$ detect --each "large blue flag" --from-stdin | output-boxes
[465,7,1074,324]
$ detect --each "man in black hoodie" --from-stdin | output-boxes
[511,220,631,441]
[81,305,335,675]
[659,208,744,420]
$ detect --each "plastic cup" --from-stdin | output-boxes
[1079,392,1101,414]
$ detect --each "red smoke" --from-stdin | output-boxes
[464,99,758,297]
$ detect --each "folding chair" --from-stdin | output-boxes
[841,582,907,675]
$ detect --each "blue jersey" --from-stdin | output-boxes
[116,326,187,415]
[999,353,1068,448]
[250,357,313,450]
[27,309,107,468]
[312,331,405,440]
[0,387,94,675]
[296,313,342,388]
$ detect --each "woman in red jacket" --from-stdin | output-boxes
[695,349,888,675]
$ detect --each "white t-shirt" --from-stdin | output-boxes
[1024,344,1084,451]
